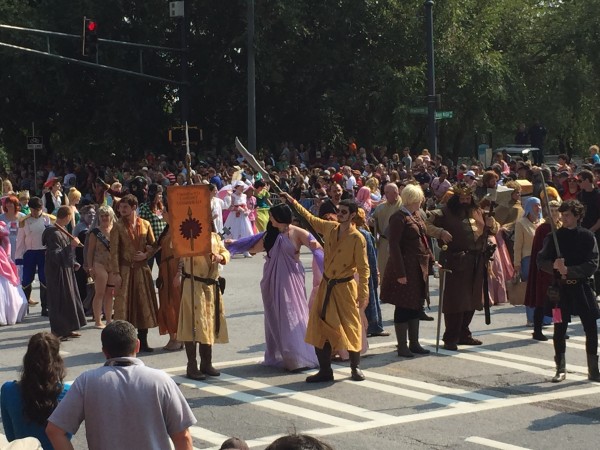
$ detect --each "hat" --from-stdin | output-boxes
[43,177,61,189]
[233,180,246,188]
[322,170,331,176]
[141,166,149,172]
[465,170,476,178]
[28,197,43,210]
[18,190,30,200]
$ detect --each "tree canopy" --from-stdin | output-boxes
[0,0,598,162]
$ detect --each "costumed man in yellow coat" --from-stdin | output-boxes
[109,194,159,352]
[280,193,370,382]
[176,232,230,380]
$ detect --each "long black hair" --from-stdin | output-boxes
[20,332,66,425]
[264,203,293,256]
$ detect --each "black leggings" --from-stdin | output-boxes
[553,315,598,355]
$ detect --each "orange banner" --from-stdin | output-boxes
[167,185,212,257]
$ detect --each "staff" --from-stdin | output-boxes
[235,137,324,247]
[55,222,84,247]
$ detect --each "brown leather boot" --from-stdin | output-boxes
[199,344,220,376]
[185,342,205,380]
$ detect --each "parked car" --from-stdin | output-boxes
[496,145,541,162]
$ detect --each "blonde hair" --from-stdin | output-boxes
[352,207,368,229]
[2,179,13,194]
[365,177,379,192]
[68,187,81,204]
[400,183,424,206]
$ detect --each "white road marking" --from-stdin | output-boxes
[189,425,233,446]
[332,364,498,402]
[217,373,392,421]
[175,375,358,427]
[495,332,586,350]
[465,436,531,449]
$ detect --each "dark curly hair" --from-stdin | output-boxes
[20,332,66,425]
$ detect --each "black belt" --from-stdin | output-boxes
[182,272,222,337]
[558,278,588,286]
[321,275,354,320]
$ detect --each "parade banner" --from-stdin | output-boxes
[167,184,212,257]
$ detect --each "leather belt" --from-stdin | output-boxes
[182,272,222,336]
[321,275,354,320]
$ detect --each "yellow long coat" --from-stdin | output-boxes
[156,229,181,336]
[109,218,159,329]
[294,203,370,352]
[177,233,230,344]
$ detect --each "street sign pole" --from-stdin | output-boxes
[424,0,438,156]
[32,122,37,196]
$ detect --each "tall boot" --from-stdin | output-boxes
[306,342,334,383]
[394,322,413,357]
[348,351,365,381]
[408,319,430,355]
[551,353,566,383]
[532,307,548,341]
[587,354,600,382]
[23,285,38,306]
[199,344,220,376]
[39,286,48,316]
[137,329,154,353]
[184,342,205,380]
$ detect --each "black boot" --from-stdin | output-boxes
[532,307,548,341]
[306,342,334,383]
[137,329,154,353]
[185,342,205,380]
[587,354,600,382]
[552,353,566,383]
[348,351,365,381]
[199,344,220,376]
[394,322,414,357]
[408,319,430,355]
[419,308,434,321]
[39,285,49,316]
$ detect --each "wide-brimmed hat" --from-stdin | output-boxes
[43,177,61,188]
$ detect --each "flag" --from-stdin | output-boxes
[167,185,212,257]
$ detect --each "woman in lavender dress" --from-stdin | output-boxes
[228,204,321,371]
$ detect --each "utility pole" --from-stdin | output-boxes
[247,0,256,154]
[424,0,437,156]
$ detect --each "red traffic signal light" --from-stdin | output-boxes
[82,17,98,57]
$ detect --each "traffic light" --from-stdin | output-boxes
[82,17,98,57]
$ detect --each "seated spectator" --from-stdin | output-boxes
[1,333,71,450]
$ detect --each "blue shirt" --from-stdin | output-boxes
[1,381,71,450]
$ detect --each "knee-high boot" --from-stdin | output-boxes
[394,322,413,357]
[587,354,600,382]
[408,319,430,355]
[137,329,154,353]
[552,353,566,383]
[199,344,220,376]
[185,342,205,380]
[306,342,334,383]
[348,351,365,381]
[39,285,48,316]
[532,307,548,341]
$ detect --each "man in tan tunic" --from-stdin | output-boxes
[109,194,159,352]
[176,233,230,380]
[282,193,370,383]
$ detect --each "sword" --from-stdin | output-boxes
[436,267,452,353]
[234,137,324,246]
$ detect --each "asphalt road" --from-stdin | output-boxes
[2,250,600,450]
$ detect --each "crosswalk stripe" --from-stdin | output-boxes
[218,373,393,421]
[494,332,586,350]
[174,375,358,427]
[465,436,531,449]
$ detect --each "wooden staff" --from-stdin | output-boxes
[55,222,84,247]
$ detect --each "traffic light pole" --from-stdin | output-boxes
[424,0,438,156]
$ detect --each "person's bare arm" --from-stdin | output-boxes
[46,422,75,450]
[171,428,193,450]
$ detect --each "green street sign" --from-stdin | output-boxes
[436,111,453,119]
[408,107,427,115]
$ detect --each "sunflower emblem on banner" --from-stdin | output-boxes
[167,185,211,257]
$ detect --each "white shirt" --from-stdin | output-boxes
[16,214,53,259]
